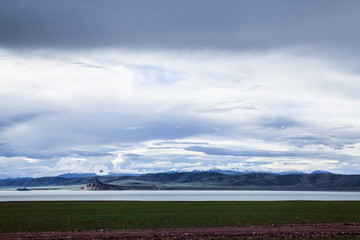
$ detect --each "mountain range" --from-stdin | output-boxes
[1,171,360,191]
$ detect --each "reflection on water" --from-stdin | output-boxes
[1,190,360,201]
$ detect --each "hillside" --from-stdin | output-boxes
[83,179,124,190]
[1,172,360,191]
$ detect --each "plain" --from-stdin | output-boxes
[0,201,360,233]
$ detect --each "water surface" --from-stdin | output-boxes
[1,190,360,201]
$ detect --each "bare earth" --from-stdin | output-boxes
[1,223,360,239]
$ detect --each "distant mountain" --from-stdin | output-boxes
[311,170,335,174]
[1,171,359,191]
[56,169,330,178]
[58,173,98,178]
[208,168,251,175]
[175,168,306,175]
[277,171,306,175]
[85,172,360,191]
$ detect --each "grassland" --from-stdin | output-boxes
[0,201,360,233]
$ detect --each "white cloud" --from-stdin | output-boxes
[1,48,360,177]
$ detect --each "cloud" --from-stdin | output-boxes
[54,156,112,176]
[1,0,360,56]
[153,141,210,146]
[185,146,359,163]
[68,150,113,157]
[185,146,294,157]
[0,112,52,130]
[276,134,352,150]
[1,48,360,176]
[2,2,360,177]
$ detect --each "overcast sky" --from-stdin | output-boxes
[1,0,360,177]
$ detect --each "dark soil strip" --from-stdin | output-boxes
[1,223,360,239]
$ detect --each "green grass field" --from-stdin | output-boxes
[0,201,360,233]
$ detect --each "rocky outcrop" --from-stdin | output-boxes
[84,179,123,190]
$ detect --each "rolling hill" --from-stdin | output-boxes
[1,171,360,191]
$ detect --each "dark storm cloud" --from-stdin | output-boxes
[1,0,360,50]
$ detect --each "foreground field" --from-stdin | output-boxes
[1,201,360,234]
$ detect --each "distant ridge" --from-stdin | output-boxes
[310,170,335,174]
[58,173,97,178]
[1,171,357,191]
[167,168,309,175]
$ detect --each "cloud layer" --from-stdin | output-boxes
[1,48,360,177]
[1,0,360,54]
[1,1,360,177]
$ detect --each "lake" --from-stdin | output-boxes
[1,190,360,201]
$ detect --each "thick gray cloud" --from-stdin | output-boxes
[2,2,360,177]
[1,0,360,52]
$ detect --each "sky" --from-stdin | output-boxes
[1,0,360,177]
